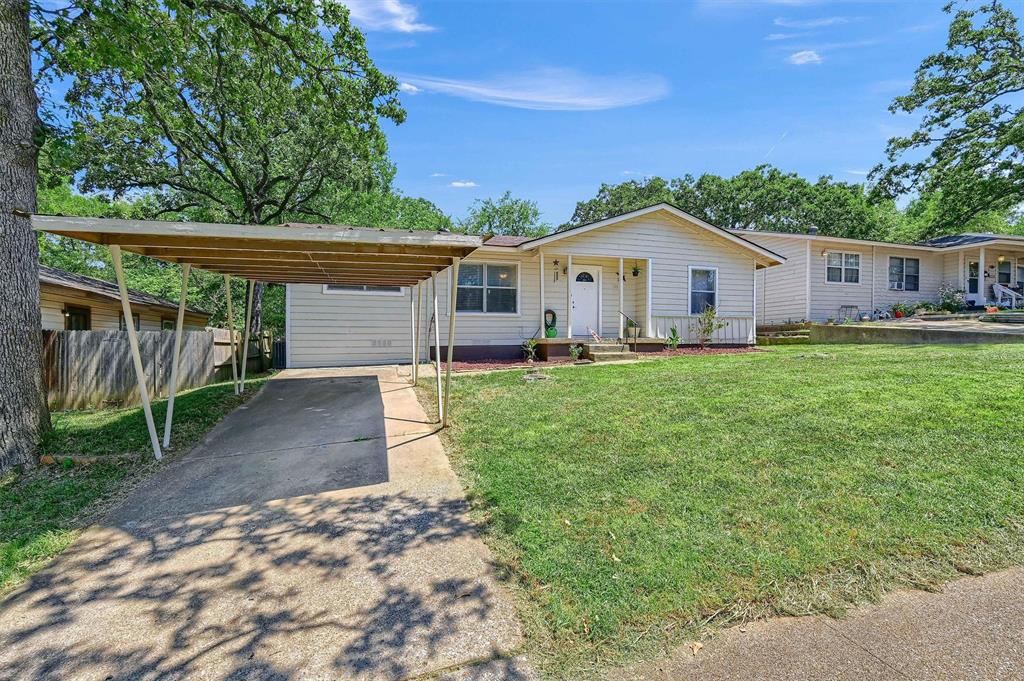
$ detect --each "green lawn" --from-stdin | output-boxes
[435,345,1024,675]
[1,374,271,597]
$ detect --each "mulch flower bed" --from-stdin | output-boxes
[448,346,758,372]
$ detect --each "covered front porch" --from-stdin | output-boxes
[955,245,1024,308]
[529,250,757,348]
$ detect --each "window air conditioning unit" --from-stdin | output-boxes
[889,282,904,291]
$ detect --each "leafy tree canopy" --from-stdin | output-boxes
[566,166,904,240]
[871,0,1024,237]
[36,0,404,225]
[459,191,550,237]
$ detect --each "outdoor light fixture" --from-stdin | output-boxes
[998,255,1006,263]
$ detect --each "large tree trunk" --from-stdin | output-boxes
[250,281,264,336]
[0,0,48,472]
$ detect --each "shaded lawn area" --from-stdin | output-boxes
[1,374,271,597]
[437,345,1024,674]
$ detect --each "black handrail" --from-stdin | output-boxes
[619,311,639,353]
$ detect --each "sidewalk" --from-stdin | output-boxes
[612,567,1024,681]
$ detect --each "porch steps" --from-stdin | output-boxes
[980,313,1024,324]
[582,342,637,362]
[756,330,810,346]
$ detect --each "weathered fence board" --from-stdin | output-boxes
[43,330,215,410]
[42,328,274,411]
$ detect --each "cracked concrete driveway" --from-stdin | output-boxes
[0,367,531,681]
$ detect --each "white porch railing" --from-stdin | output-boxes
[650,315,755,345]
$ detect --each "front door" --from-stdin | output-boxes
[966,260,981,306]
[571,266,600,337]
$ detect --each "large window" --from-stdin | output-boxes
[456,262,518,314]
[1017,264,1024,287]
[998,260,1013,285]
[888,257,920,291]
[689,267,717,314]
[64,305,90,330]
[324,284,403,295]
[826,252,860,284]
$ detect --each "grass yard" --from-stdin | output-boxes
[434,345,1024,676]
[0,374,271,597]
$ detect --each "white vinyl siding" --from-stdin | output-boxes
[743,233,809,324]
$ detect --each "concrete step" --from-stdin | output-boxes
[981,314,1024,324]
[584,350,638,362]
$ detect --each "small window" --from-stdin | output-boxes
[161,317,176,331]
[119,313,141,332]
[575,272,594,283]
[889,257,920,291]
[998,260,1013,284]
[456,263,518,314]
[826,252,860,284]
[64,305,91,331]
[689,267,717,314]
[324,284,403,295]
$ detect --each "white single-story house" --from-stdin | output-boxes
[285,204,786,367]
[736,229,1024,324]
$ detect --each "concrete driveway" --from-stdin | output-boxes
[0,367,531,680]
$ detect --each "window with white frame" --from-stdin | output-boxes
[689,267,717,314]
[456,262,518,313]
[324,284,403,295]
[997,260,1013,284]
[826,252,860,284]
[888,256,920,291]
[119,312,141,331]
[1017,264,1024,287]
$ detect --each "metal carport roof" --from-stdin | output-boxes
[33,215,482,460]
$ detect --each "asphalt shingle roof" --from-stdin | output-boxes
[39,265,209,316]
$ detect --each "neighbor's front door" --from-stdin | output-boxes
[966,260,981,306]
[571,265,601,337]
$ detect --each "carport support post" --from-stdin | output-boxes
[431,273,443,423]
[240,279,254,393]
[110,245,162,461]
[415,282,424,381]
[224,275,239,395]
[162,263,191,448]
[409,283,418,384]
[443,257,461,428]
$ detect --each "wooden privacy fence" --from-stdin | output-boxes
[42,328,272,411]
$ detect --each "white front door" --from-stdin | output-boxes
[966,260,981,306]
[571,265,601,337]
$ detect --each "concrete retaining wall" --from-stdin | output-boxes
[810,324,1024,345]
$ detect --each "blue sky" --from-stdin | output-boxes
[347,0,961,225]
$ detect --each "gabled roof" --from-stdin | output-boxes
[505,203,786,267]
[40,265,209,316]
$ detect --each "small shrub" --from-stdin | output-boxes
[568,343,584,361]
[937,282,968,312]
[690,307,727,347]
[522,338,539,362]
[665,326,681,349]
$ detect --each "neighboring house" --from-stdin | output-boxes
[735,229,1024,324]
[40,265,210,332]
[285,204,785,367]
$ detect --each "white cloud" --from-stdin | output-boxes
[344,0,434,33]
[845,169,869,176]
[399,67,670,111]
[398,82,422,94]
[774,16,849,29]
[429,172,447,177]
[765,32,809,41]
[787,50,823,65]
[449,180,478,188]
